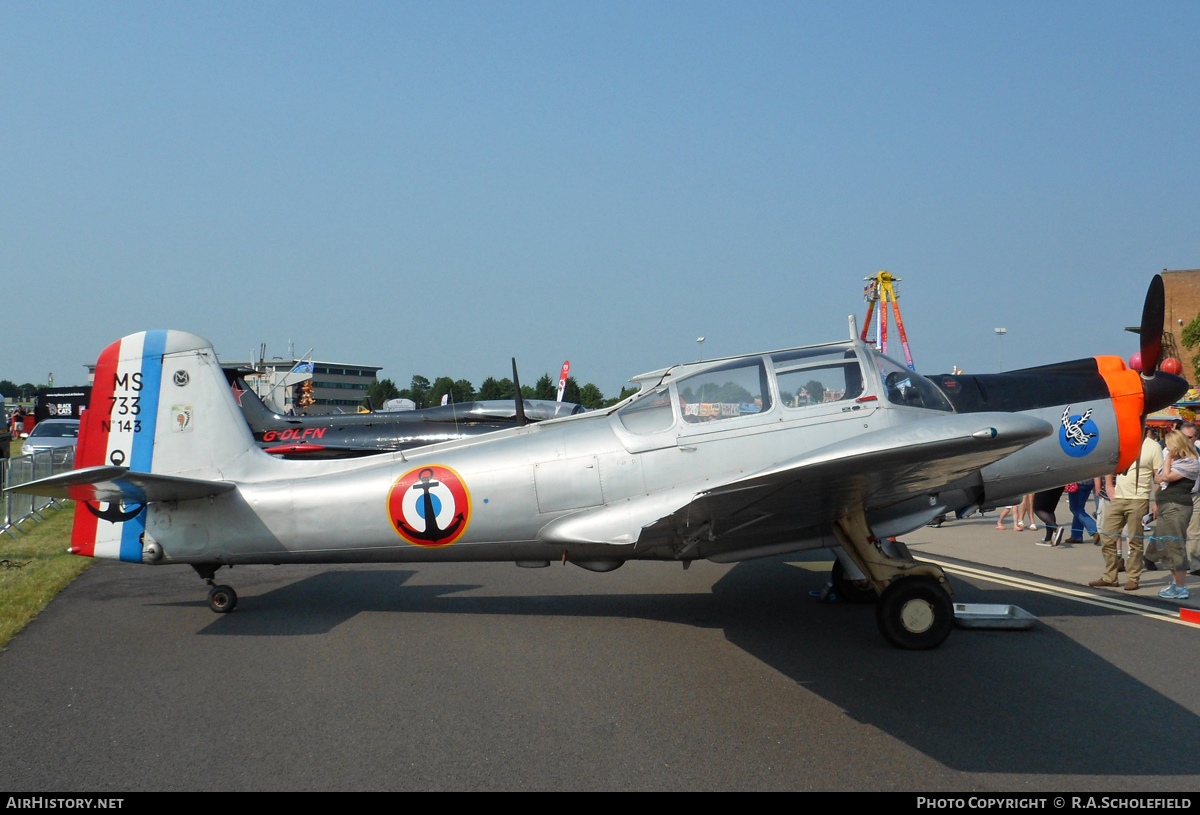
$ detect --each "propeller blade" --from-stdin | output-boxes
[1140,274,1165,377]
[1135,275,1186,419]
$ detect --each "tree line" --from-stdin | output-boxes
[367,373,638,411]
[2,373,640,412]
[0,381,40,400]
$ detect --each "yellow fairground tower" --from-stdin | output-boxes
[860,271,915,370]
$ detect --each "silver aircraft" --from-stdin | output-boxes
[10,277,1184,649]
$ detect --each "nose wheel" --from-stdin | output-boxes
[192,564,238,614]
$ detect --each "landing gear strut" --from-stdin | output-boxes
[830,560,877,604]
[192,564,238,614]
[832,509,954,649]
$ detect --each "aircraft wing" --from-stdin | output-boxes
[538,412,1053,556]
[4,465,236,503]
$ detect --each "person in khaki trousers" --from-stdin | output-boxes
[1090,428,1163,591]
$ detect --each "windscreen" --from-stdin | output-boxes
[874,354,953,412]
[30,421,80,438]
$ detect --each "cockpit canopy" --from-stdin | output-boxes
[617,342,952,435]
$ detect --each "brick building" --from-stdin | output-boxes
[1162,269,1200,386]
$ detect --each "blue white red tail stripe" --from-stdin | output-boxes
[71,330,169,561]
[129,330,166,474]
[70,340,119,557]
[65,329,266,563]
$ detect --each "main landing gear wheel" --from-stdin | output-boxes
[875,576,953,650]
[831,560,878,603]
[207,585,238,613]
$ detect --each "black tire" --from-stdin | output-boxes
[875,576,953,650]
[831,560,878,603]
[208,585,238,614]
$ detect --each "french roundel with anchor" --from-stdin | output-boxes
[387,465,472,547]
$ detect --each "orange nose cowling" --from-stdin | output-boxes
[1094,356,1144,473]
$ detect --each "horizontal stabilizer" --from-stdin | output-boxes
[4,465,236,503]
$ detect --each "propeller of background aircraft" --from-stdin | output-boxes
[512,357,527,427]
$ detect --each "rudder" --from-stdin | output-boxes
[70,330,258,561]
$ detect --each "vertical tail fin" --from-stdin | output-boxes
[228,375,290,432]
[71,330,257,561]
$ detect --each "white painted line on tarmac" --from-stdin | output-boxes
[787,561,834,572]
[920,557,1200,630]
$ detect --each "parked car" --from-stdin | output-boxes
[21,418,80,456]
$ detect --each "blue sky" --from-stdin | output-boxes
[3,2,1198,395]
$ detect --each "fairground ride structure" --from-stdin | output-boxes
[860,270,915,371]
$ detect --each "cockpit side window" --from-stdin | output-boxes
[617,386,676,434]
[677,359,772,424]
[874,354,954,412]
[772,348,865,408]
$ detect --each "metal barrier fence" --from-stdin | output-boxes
[1,446,75,538]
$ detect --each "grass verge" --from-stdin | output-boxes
[0,502,90,649]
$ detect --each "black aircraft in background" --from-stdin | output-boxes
[225,368,587,459]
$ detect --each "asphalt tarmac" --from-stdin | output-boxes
[2,550,1199,791]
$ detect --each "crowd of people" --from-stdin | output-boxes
[995,423,1199,600]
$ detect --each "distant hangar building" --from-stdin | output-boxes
[87,356,382,416]
[218,358,383,415]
